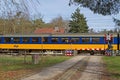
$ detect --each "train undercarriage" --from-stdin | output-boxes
[0,49,107,56]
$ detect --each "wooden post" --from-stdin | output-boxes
[24,50,27,63]
[32,54,39,64]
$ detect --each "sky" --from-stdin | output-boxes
[30,0,120,31]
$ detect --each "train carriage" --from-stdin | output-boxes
[0,33,119,55]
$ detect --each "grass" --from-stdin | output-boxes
[103,56,120,79]
[0,55,71,80]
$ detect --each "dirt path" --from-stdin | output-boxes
[79,56,103,80]
[52,56,103,80]
[21,56,103,80]
[21,56,86,80]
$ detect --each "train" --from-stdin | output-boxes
[0,33,119,55]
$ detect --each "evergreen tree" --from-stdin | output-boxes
[69,8,88,33]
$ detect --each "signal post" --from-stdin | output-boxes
[105,33,113,56]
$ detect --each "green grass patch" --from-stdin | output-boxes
[0,55,71,71]
[103,56,120,79]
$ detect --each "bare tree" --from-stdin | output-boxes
[0,0,41,34]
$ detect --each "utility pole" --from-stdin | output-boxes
[117,31,119,53]
[117,24,120,54]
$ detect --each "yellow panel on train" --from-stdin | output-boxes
[0,44,117,50]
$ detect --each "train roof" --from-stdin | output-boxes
[0,33,118,37]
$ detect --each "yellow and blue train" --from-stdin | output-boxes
[0,33,119,55]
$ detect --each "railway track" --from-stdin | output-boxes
[52,56,90,80]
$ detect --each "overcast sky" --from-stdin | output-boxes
[31,0,120,31]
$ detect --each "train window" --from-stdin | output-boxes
[32,37,39,43]
[42,37,48,43]
[82,38,90,43]
[4,37,11,43]
[51,38,58,43]
[61,38,69,43]
[13,37,20,43]
[22,37,30,43]
[71,38,79,43]
[92,38,100,43]
[119,37,120,44]
[0,38,1,43]
[119,37,120,43]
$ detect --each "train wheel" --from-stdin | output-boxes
[90,51,94,55]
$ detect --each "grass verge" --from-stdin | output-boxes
[0,55,71,80]
[103,56,120,80]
